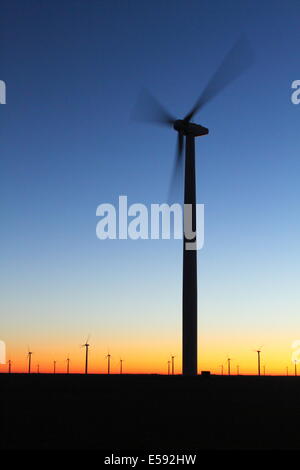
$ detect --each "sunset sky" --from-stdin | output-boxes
[1,0,300,375]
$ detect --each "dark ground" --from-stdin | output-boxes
[1,374,300,450]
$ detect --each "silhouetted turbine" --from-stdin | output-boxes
[81,336,90,374]
[253,346,263,376]
[227,358,232,376]
[171,355,175,375]
[257,350,261,376]
[27,347,33,374]
[106,353,111,375]
[66,356,70,374]
[120,359,124,375]
[8,359,12,374]
[132,36,253,376]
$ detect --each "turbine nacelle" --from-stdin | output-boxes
[173,120,209,137]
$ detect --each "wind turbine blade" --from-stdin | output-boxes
[167,133,184,203]
[184,35,254,121]
[131,89,175,126]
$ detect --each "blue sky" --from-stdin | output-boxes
[1,0,300,372]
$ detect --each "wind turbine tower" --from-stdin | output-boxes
[27,348,33,374]
[227,358,231,376]
[256,349,261,376]
[67,356,70,374]
[82,336,90,374]
[106,353,111,375]
[171,355,175,375]
[120,359,124,375]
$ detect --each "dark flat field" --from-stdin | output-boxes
[1,374,300,450]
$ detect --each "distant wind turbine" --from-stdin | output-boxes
[253,346,263,376]
[106,352,111,375]
[171,355,176,375]
[220,364,224,376]
[167,360,171,376]
[27,347,33,374]
[8,359,12,374]
[227,358,232,376]
[53,361,56,374]
[66,356,70,374]
[294,360,298,376]
[120,359,124,375]
[37,364,40,374]
[81,336,90,374]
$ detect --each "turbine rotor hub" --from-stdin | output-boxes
[173,119,209,137]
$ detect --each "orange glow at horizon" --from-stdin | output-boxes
[1,331,299,376]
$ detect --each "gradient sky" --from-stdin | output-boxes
[1,0,300,374]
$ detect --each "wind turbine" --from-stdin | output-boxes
[227,357,232,376]
[294,360,298,376]
[8,359,12,374]
[256,350,261,376]
[167,360,171,376]
[220,364,224,376]
[120,359,124,374]
[171,355,176,375]
[37,364,40,374]
[81,336,90,374]
[27,347,33,374]
[106,352,111,375]
[253,346,263,376]
[66,356,70,374]
[132,36,253,376]
[53,361,56,374]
